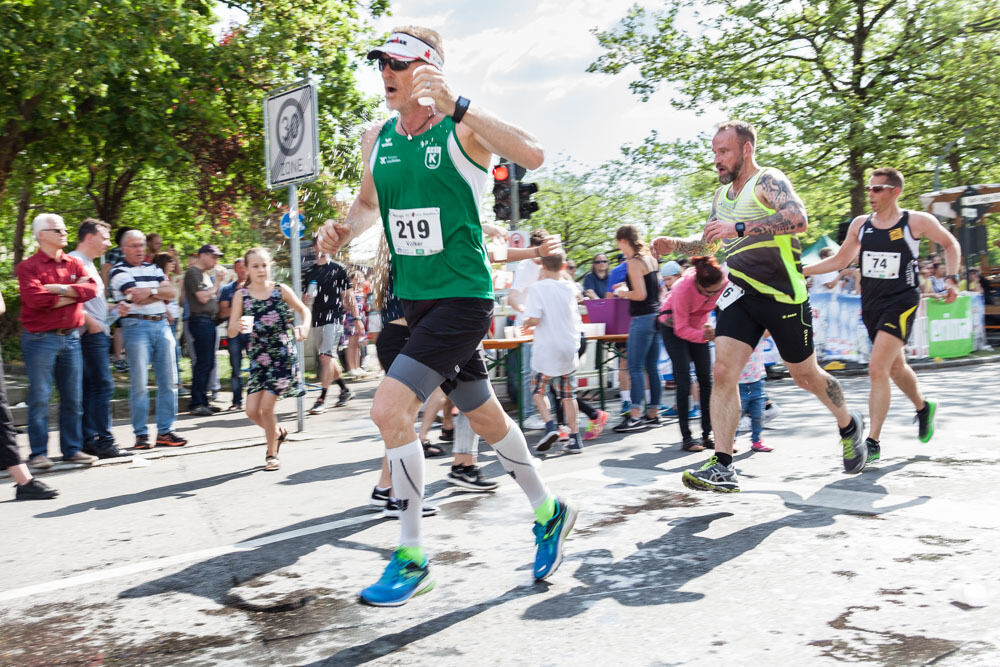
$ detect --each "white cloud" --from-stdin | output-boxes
[357,0,714,170]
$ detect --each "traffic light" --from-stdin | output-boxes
[493,161,512,220]
[518,181,539,219]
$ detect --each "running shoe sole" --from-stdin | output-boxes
[536,431,560,452]
[447,475,499,492]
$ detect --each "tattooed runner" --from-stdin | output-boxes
[651,120,866,493]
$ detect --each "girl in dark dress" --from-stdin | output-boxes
[227,247,310,471]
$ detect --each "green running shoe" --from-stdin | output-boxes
[916,400,936,443]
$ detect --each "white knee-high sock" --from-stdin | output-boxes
[490,423,551,509]
[386,440,425,548]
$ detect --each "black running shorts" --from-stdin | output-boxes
[862,297,919,343]
[716,292,814,364]
[399,297,492,387]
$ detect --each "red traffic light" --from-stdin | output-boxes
[493,164,509,181]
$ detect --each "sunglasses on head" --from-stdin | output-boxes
[865,184,895,193]
[377,56,414,72]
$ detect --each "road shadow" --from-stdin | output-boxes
[308,584,549,665]
[522,458,928,620]
[118,507,390,607]
[32,468,260,518]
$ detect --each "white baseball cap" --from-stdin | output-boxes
[366,32,444,69]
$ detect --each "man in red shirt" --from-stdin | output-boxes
[17,213,100,469]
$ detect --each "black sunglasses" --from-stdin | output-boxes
[377,56,413,72]
[865,184,895,193]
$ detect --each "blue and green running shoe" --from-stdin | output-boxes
[359,548,434,607]
[865,437,880,463]
[533,498,578,580]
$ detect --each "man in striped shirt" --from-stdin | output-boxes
[109,230,187,449]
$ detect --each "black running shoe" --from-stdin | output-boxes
[15,478,59,500]
[916,400,936,443]
[841,411,867,474]
[865,437,881,463]
[335,391,352,407]
[613,416,647,433]
[447,465,499,491]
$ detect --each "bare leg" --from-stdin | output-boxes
[869,332,924,441]
[533,388,553,425]
[377,455,391,489]
[784,353,852,428]
[418,387,447,442]
[709,336,754,455]
[370,377,424,448]
[563,397,579,434]
[7,463,31,486]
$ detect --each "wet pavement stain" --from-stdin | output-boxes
[440,497,487,519]
[434,550,473,565]
[810,604,969,664]
[950,600,986,611]
[576,489,701,535]
[917,535,971,547]
[893,553,950,563]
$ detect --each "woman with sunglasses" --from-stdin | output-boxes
[583,253,610,299]
[658,256,727,451]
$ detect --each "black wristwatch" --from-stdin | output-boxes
[452,96,470,124]
[735,222,746,237]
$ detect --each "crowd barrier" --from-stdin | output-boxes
[811,292,988,362]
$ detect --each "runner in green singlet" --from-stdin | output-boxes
[651,120,867,493]
[318,26,575,607]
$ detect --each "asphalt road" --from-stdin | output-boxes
[3,362,999,666]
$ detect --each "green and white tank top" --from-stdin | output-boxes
[715,167,807,304]
[369,116,493,301]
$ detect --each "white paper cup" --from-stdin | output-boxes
[491,242,508,261]
[240,315,254,334]
[417,96,434,106]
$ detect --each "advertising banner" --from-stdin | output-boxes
[926,295,974,358]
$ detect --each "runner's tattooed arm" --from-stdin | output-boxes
[650,199,721,256]
[747,170,808,236]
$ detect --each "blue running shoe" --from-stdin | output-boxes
[660,405,679,417]
[533,498,578,580]
[688,406,701,419]
[359,549,434,607]
[620,400,632,416]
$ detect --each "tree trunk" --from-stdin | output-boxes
[13,184,31,267]
[847,145,866,219]
[86,165,138,226]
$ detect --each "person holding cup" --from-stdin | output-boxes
[227,247,310,472]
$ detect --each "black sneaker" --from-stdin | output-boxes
[613,416,647,433]
[439,428,454,442]
[15,478,59,500]
[308,398,327,415]
[208,405,222,413]
[383,498,438,518]
[134,434,152,450]
[447,465,499,491]
[370,486,391,507]
[94,445,124,459]
[916,400,936,443]
[865,437,881,463]
[156,432,188,447]
[189,405,214,416]
[641,414,662,427]
[335,391,352,407]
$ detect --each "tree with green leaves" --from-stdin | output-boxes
[590,0,1000,231]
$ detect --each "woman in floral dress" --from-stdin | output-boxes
[227,247,310,471]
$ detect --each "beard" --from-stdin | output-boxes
[717,155,744,185]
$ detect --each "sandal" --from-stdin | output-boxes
[264,455,280,471]
[682,437,705,452]
[422,440,447,458]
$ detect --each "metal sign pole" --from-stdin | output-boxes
[289,184,305,432]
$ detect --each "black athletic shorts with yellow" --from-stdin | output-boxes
[716,291,814,364]
[861,295,919,343]
[383,297,494,412]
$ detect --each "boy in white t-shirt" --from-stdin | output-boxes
[523,251,583,453]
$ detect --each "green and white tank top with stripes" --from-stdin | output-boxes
[714,167,807,304]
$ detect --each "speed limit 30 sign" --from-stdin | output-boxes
[264,80,320,189]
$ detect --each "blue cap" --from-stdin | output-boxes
[660,260,682,277]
